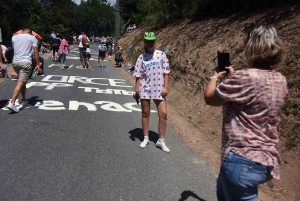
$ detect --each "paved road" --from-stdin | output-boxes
[0,44,217,201]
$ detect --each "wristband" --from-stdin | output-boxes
[210,76,218,80]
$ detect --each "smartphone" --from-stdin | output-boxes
[217,51,230,73]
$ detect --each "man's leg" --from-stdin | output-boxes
[11,81,26,104]
[11,62,32,104]
[79,48,83,66]
[20,82,27,102]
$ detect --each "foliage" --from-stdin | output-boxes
[119,0,299,26]
[0,0,115,46]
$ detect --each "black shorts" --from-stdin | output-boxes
[115,58,124,63]
[53,45,59,52]
[87,54,91,59]
[98,51,106,58]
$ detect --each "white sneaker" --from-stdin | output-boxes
[19,100,30,110]
[156,139,170,152]
[7,102,19,113]
[140,137,149,148]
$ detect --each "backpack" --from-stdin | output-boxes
[99,44,106,52]
[53,38,60,47]
[82,35,88,48]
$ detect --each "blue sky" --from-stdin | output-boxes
[73,0,116,5]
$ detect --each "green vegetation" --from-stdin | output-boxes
[0,0,114,45]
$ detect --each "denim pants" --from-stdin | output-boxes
[60,54,66,64]
[217,151,273,201]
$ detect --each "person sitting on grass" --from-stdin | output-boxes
[114,46,125,67]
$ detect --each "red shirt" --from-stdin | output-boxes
[216,68,288,179]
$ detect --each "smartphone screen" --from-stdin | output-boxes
[217,51,230,73]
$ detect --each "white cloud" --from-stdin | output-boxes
[73,0,116,5]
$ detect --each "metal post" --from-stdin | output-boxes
[0,28,2,43]
[114,0,120,48]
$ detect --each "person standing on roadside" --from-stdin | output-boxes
[204,26,288,201]
[78,32,90,68]
[85,44,91,70]
[0,43,9,77]
[133,32,171,153]
[52,35,61,61]
[7,28,40,113]
[50,31,56,51]
[59,35,69,70]
[97,41,107,68]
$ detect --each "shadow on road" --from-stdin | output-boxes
[178,190,206,201]
[128,128,159,143]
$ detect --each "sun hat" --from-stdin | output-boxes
[144,32,156,40]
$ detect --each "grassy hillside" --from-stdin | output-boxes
[119,5,299,200]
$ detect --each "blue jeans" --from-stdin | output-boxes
[60,54,66,64]
[217,151,273,201]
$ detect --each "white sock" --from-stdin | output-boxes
[144,136,149,139]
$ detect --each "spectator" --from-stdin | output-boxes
[132,32,171,152]
[77,32,90,68]
[1,43,9,63]
[84,44,91,70]
[50,31,56,51]
[98,41,107,68]
[6,28,40,113]
[58,35,69,69]
[52,35,61,61]
[114,46,125,67]
[73,34,77,45]
[204,26,288,200]
[106,38,112,57]
[39,41,50,54]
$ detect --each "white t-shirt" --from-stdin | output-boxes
[86,48,91,54]
[12,34,37,64]
[77,34,89,48]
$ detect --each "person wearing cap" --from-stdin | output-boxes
[133,32,171,152]
[77,32,90,68]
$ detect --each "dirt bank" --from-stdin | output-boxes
[117,5,300,201]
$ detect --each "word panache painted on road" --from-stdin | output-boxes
[2,100,156,113]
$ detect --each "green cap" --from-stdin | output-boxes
[144,32,156,40]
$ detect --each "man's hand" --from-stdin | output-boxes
[34,64,41,73]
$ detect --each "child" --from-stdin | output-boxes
[133,32,171,152]
[59,35,69,69]
[85,45,91,70]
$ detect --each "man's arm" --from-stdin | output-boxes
[32,46,40,72]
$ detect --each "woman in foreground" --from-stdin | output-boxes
[204,26,288,200]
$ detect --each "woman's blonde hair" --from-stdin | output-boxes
[244,26,286,68]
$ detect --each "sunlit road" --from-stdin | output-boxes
[0,44,217,201]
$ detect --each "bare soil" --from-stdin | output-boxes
[117,5,300,201]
